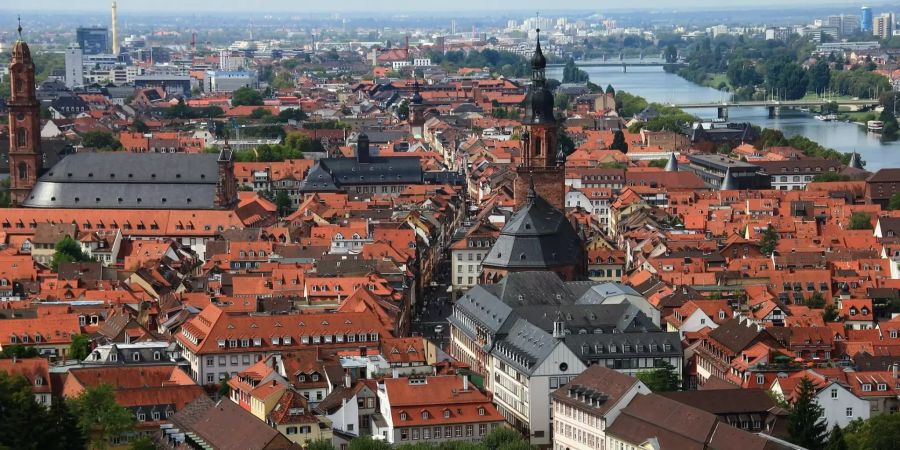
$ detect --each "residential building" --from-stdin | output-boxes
[0,357,52,406]
[451,221,499,294]
[449,272,678,445]
[205,70,259,93]
[874,13,893,39]
[157,395,298,450]
[176,304,392,385]
[757,158,844,191]
[373,375,506,444]
[865,168,900,208]
[551,366,651,450]
[1,314,81,357]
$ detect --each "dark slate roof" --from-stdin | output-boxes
[23,152,220,209]
[565,331,682,360]
[298,156,422,193]
[707,319,762,353]
[482,194,582,270]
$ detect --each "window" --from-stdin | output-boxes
[831,388,838,399]
[400,429,409,441]
[206,357,214,367]
[152,411,160,421]
[286,426,298,435]
[423,428,431,439]
[455,425,462,437]
[133,353,140,362]
[412,429,420,440]
[862,384,872,392]
[138,413,146,422]
[433,427,441,439]
[444,410,451,418]
[757,374,764,385]
[421,411,429,419]
[465,425,473,437]
[846,407,853,418]
[153,351,161,361]
[479,424,487,435]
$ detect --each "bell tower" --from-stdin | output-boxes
[409,79,425,138]
[7,19,42,207]
[514,30,564,211]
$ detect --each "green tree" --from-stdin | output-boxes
[760,224,779,256]
[813,172,851,182]
[561,58,589,83]
[888,192,900,211]
[648,159,668,168]
[397,100,410,120]
[843,414,900,450]
[0,372,63,450]
[664,44,678,63]
[51,236,92,271]
[308,439,337,450]
[823,304,841,322]
[131,119,150,133]
[348,436,392,450]
[81,131,121,151]
[483,426,529,450]
[231,87,264,106]
[635,361,681,392]
[249,107,272,119]
[808,60,832,94]
[0,178,10,208]
[609,129,628,153]
[275,190,293,217]
[218,374,231,397]
[807,292,826,309]
[605,84,615,95]
[70,383,135,450]
[848,212,873,230]
[878,108,899,140]
[278,108,307,122]
[69,334,92,361]
[0,345,40,359]
[825,425,848,450]
[788,377,827,449]
[47,398,88,450]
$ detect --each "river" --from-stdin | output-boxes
[548,62,897,171]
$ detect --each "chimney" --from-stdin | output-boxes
[462,375,469,391]
[392,368,399,378]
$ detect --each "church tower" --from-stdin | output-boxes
[8,21,42,207]
[514,30,564,211]
[409,79,425,139]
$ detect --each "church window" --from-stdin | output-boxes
[17,162,27,180]
[16,128,26,147]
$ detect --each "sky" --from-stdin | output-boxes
[2,0,881,13]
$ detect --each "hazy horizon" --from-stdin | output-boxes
[0,0,892,14]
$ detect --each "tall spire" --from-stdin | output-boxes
[16,16,22,40]
[848,151,864,170]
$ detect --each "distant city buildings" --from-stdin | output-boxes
[76,26,109,55]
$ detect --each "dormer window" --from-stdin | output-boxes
[400,412,408,421]
[35,377,43,386]
[756,374,764,385]
[422,411,429,419]
[133,353,140,362]
[298,375,306,382]
[443,410,451,418]
[478,407,485,416]
[862,384,872,392]
[153,351,161,361]
[878,383,887,391]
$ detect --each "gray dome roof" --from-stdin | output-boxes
[482,193,582,270]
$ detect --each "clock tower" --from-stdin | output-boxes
[7,20,42,207]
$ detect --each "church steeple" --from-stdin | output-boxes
[514,30,564,212]
[7,18,42,207]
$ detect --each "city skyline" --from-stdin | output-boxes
[1,0,891,13]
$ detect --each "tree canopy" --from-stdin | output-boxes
[70,383,135,450]
[81,131,122,151]
[760,224,779,256]
[0,372,86,450]
[636,361,681,392]
[788,377,827,449]
[231,87,264,106]
[848,212,873,230]
[51,236,92,271]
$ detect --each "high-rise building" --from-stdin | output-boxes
[861,6,873,33]
[64,44,84,88]
[873,13,893,39]
[841,15,861,36]
[76,27,109,55]
[7,26,42,207]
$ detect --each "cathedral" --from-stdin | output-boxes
[480,32,585,282]
[6,28,237,210]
